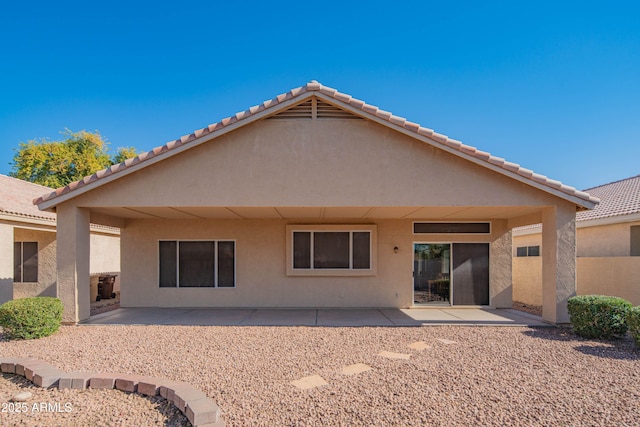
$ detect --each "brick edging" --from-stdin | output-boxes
[0,357,224,427]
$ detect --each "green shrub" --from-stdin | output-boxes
[567,295,632,339]
[627,306,640,347]
[0,297,63,340]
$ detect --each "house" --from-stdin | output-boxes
[34,81,598,325]
[0,174,120,304]
[513,174,640,305]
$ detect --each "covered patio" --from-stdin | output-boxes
[84,307,548,327]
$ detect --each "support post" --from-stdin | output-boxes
[541,205,577,324]
[490,220,512,308]
[56,205,91,324]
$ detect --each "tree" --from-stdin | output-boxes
[9,129,138,188]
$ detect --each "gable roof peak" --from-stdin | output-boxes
[33,81,599,210]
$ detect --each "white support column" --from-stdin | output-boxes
[541,205,577,324]
[56,205,91,324]
[0,223,14,304]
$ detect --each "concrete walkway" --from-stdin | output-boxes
[84,307,548,327]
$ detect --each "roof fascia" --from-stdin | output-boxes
[0,212,56,228]
[313,93,596,210]
[578,212,640,228]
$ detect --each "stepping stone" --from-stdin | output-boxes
[13,391,32,402]
[341,363,372,376]
[408,341,431,351]
[291,375,329,390]
[437,338,457,345]
[378,351,411,360]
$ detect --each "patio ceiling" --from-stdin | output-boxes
[88,205,544,220]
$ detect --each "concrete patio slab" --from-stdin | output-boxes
[239,309,317,326]
[317,309,393,327]
[171,309,254,326]
[84,308,549,327]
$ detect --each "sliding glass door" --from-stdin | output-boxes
[413,243,489,306]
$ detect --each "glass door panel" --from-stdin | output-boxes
[413,243,451,305]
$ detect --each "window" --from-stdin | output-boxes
[516,246,540,257]
[159,240,235,288]
[14,242,38,282]
[287,225,376,276]
[631,226,640,256]
[413,222,491,234]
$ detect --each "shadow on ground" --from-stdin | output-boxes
[522,327,640,359]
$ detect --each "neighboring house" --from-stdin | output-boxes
[513,174,640,305]
[0,174,120,304]
[34,81,598,324]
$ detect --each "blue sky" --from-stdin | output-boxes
[1,1,638,190]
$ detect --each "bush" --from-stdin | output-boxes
[627,306,640,347]
[567,295,632,339]
[0,297,63,340]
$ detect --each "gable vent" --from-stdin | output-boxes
[268,98,362,120]
[316,100,361,119]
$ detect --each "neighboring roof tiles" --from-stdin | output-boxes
[576,174,640,222]
[33,81,600,209]
[0,174,56,222]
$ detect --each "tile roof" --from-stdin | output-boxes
[33,81,599,209]
[576,174,640,222]
[0,174,56,222]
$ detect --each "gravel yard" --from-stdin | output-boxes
[1,325,639,426]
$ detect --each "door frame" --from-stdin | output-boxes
[412,242,453,306]
[412,241,492,307]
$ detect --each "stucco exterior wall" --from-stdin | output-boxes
[66,119,562,210]
[90,232,120,274]
[13,227,57,299]
[513,220,640,306]
[512,233,541,256]
[512,257,543,306]
[489,221,512,308]
[577,257,640,305]
[120,218,509,309]
[0,223,13,304]
[577,221,640,257]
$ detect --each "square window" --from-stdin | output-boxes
[314,232,350,269]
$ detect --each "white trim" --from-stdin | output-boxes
[286,224,377,277]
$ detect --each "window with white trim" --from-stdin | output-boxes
[159,240,235,287]
[293,231,371,270]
